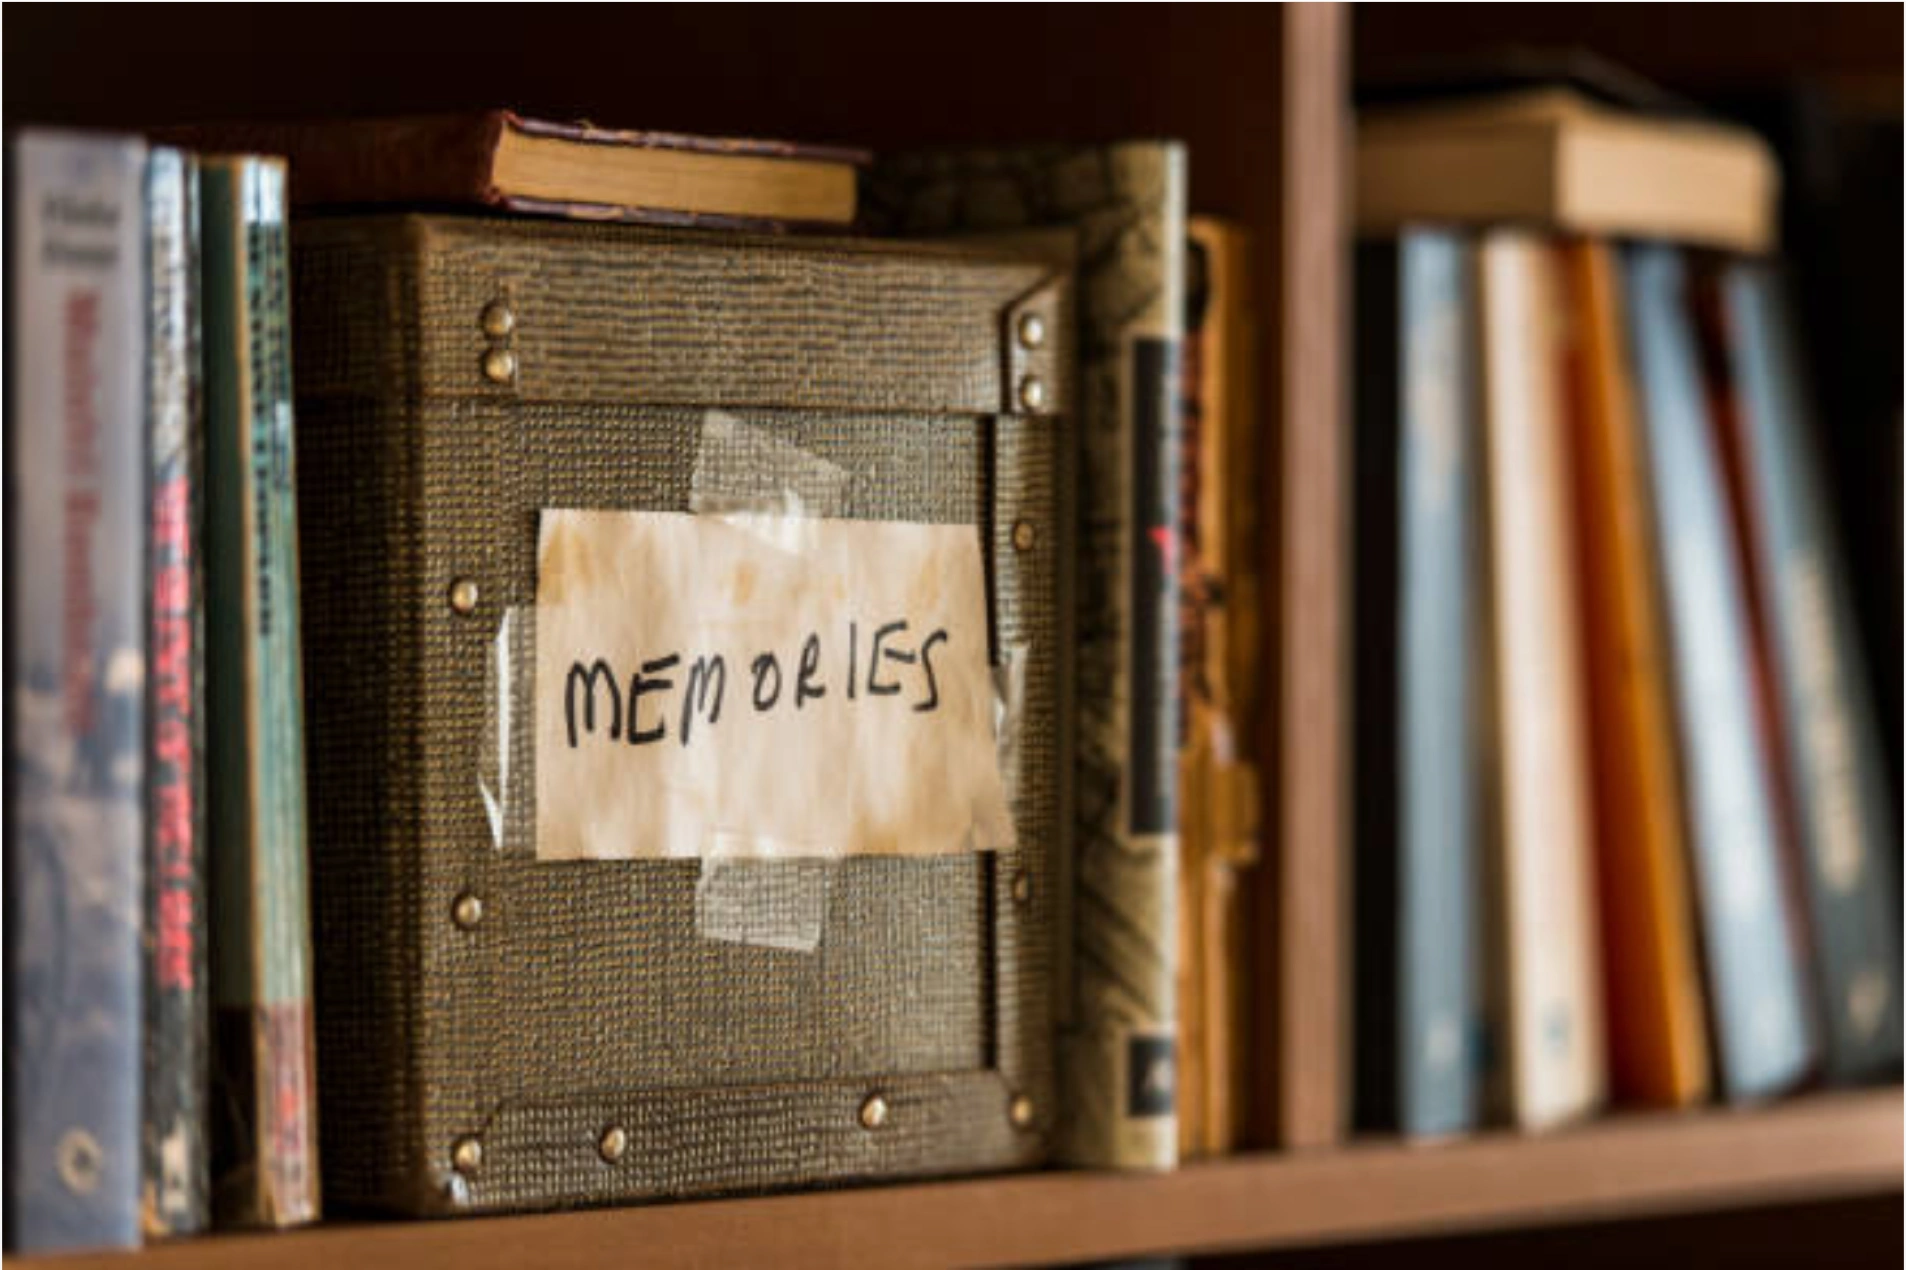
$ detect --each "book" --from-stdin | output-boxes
[141,146,212,1237]
[160,112,865,229]
[1709,260,1902,1083]
[1475,231,1606,1130]
[1352,232,1485,1139]
[1623,243,1815,1101]
[1557,239,1711,1109]
[865,143,1188,1170]
[1357,87,1779,253]
[4,128,149,1254]
[201,155,320,1227]
[1175,218,1262,1158]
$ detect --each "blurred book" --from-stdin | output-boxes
[160,112,865,229]
[1357,87,1778,254]
[1351,231,1485,1139]
[1175,217,1262,1158]
[1558,239,1710,1109]
[1475,231,1606,1130]
[4,127,150,1256]
[201,155,320,1228]
[1624,244,1816,1102]
[1701,259,1903,1084]
[141,146,213,1238]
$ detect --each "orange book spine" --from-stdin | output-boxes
[1559,239,1711,1107]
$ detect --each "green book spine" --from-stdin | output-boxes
[202,155,319,1228]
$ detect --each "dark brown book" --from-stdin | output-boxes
[159,112,866,229]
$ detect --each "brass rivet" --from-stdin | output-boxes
[1009,1093,1036,1130]
[56,1129,103,1195]
[1010,870,1033,904]
[1017,311,1047,349]
[479,300,515,339]
[1018,375,1047,412]
[452,892,484,931]
[452,1135,483,1175]
[1011,520,1037,553]
[858,1093,890,1130]
[482,347,517,385]
[597,1125,629,1164]
[448,577,480,615]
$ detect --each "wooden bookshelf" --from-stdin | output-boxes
[4,6,1899,1266]
[12,1090,1897,1269]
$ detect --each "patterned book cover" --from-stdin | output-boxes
[141,146,212,1238]
[866,143,1188,1169]
[3,128,149,1254]
[1475,232,1606,1130]
[1175,219,1261,1158]
[1558,240,1710,1109]
[1713,261,1902,1083]
[202,155,320,1227]
[1623,244,1815,1101]
[1352,233,1484,1139]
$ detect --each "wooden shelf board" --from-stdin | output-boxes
[17,1088,1899,1269]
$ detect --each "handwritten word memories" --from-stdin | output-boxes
[533,510,1015,862]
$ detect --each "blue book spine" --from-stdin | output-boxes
[1722,263,1903,1081]
[1353,233,1482,1137]
[1624,245,1815,1100]
[4,130,149,1253]
[1396,233,1483,1136]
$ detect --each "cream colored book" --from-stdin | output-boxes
[1358,88,1778,254]
[1476,231,1608,1131]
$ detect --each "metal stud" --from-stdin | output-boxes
[1011,519,1037,553]
[1016,311,1047,350]
[482,346,517,385]
[452,1135,484,1175]
[452,892,485,931]
[858,1092,890,1131]
[1010,870,1033,905]
[1017,375,1047,412]
[479,299,516,339]
[448,577,480,615]
[597,1124,629,1164]
[1008,1093,1036,1131]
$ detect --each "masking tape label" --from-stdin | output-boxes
[534,508,1014,861]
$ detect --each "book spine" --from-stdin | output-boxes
[141,148,211,1237]
[1087,144,1187,1171]
[1720,262,1903,1082]
[1353,234,1484,1139]
[1559,240,1710,1109]
[203,156,321,1228]
[1622,244,1816,1101]
[3,129,148,1254]
[1476,232,1606,1130]
[1396,232,1484,1136]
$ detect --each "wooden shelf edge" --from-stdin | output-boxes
[16,1089,1900,1270]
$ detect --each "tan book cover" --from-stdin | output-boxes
[1476,231,1607,1130]
[1358,88,1778,254]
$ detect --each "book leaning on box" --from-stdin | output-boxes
[865,143,1189,1170]
[201,154,321,1227]
[1701,262,1903,1085]
[5,128,149,1256]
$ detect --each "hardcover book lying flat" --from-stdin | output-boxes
[291,217,1073,1213]
[161,112,866,229]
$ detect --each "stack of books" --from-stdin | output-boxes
[1351,87,1902,1138]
